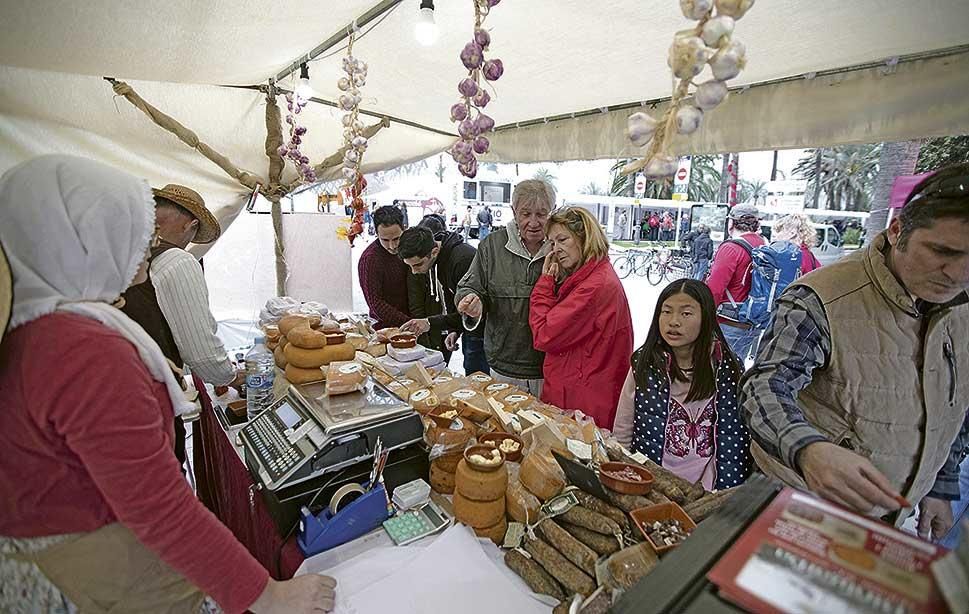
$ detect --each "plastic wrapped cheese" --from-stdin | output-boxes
[386,344,427,363]
[519,448,567,501]
[449,389,492,423]
[506,463,542,524]
[326,361,367,396]
[409,388,440,413]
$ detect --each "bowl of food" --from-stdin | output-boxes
[389,332,417,349]
[478,432,524,462]
[463,444,506,472]
[598,462,654,495]
[629,502,696,554]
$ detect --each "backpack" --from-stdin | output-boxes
[716,238,803,329]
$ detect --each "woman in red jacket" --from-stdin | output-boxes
[529,207,633,429]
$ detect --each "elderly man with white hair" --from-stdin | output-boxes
[456,179,554,395]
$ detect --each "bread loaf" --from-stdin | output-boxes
[453,492,506,529]
[455,459,508,502]
[284,363,324,385]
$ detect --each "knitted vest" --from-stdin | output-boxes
[751,232,969,516]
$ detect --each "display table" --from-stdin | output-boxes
[192,375,305,579]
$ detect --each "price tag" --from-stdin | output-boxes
[502,522,526,549]
[630,451,649,465]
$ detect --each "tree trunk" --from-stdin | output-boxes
[865,140,923,243]
[728,153,740,206]
[812,148,824,209]
[719,155,731,203]
[770,150,779,182]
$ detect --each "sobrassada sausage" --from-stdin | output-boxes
[683,487,736,522]
[641,458,704,503]
[604,490,652,514]
[524,537,596,597]
[573,491,630,532]
[558,521,621,556]
[559,505,621,536]
[504,549,566,602]
[536,519,598,577]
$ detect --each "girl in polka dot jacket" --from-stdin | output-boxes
[613,279,753,491]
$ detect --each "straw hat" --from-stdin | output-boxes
[0,241,11,344]
[152,184,221,244]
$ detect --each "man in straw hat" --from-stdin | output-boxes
[121,184,243,470]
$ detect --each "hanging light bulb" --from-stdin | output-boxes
[415,0,438,46]
[296,62,313,100]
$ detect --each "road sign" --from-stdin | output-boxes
[634,173,646,198]
[672,156,693,201]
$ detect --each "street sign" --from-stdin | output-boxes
[672,156,693,201]
[634,173,646,198]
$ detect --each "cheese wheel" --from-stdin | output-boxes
[519,452,567,501]
[285,363,324,385]
[449,390,492,423]
[287,326,328,349]
[474,517,508,545]
[284,344,330,368]
[507,478,542,524]
[429,462,456,494]
[279,335,289,350]
[431,452,463,473]
[425,418,473,451]
[453,492,506,529]
[455,459,508,502]
[274,343,288,369]
[266,338,278,352]
[409,389,440,413]
[321,342,356,365]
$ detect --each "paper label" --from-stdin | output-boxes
[566,438,593,461]
[505,394,529,403]
[338,363,362,374]
[452,389,477,400]
[433,376,452,384]
[503,522,526,549]
[630,451,649,465]
[471,374,492,382]
[486,383,510,393]
[411,389,430,402]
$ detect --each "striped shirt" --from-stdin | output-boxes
[151,249,235,386]
[740,285,969,500]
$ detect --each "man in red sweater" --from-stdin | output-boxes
[358,205,411,329]
[706,204,766,364]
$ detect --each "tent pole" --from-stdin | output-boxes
[265,88,288,296]
[272,0,404,85]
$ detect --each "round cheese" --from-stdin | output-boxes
[431,452,463,473]
[429,461,455,494]
[284,363,324,385]
[455,459,508,502]
[287,326,328,349]
[519,452,567,501]
[453,492,506,529]
[274,344,288,369]
[474,517,508,545]
[284,344,331,368]
[425,419,473,450]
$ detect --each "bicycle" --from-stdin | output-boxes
[613,249,654,280]
[646,249,694,285]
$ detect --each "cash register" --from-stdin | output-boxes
[230,377,427,534]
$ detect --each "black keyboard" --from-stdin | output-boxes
[244,412,306,482]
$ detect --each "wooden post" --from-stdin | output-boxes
[265,89,287,296]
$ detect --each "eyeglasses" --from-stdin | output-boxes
[906,174,969,205]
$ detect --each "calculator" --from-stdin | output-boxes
[382,500,451,546]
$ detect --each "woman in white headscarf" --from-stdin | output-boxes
[0,156,336,614]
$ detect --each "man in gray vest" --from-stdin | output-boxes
[742,165,969,541]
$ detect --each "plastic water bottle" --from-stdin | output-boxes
[245,337,276,414]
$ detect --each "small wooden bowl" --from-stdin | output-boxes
[324,331,347,345]
[463,444,506,472]
[630,502,696,554]
[479,432,524,462]
[598,462,654,495]
[389,333,417,348]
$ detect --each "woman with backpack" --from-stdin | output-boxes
[772,213,822,273]
[613,279,752,490]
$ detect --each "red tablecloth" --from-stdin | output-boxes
[193,377,305,579]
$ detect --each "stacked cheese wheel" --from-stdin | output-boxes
[454,453,509,544]
[277,314,355,384]
[425,408,473,495]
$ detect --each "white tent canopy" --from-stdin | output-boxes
[2,0,968,225]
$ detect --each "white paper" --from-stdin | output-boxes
[305,525,551,614]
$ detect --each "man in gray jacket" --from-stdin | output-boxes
[456,180,554,395]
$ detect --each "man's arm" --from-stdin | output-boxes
[740,285,831,469]
[151,250,235,386]
[928,410,969,501]
[706,242,746,305]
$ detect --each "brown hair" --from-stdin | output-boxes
[545,207,609,267]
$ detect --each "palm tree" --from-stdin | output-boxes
[533,167,558,186]
[434,154,446,183]
[865,140,922,242]
[610,159,634,196]
[686,154,723,202]
[738,179,768,205]
[580,181,607,195]
[794,145,881,211]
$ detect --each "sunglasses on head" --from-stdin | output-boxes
[906,174,969,206]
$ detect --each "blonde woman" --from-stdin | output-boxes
[529,207,633,429]
[773,213,822,273]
